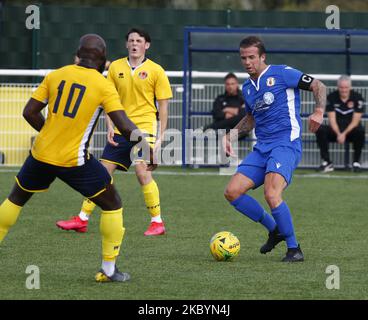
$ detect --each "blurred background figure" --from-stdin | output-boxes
[203,73,245,133]
[315,75,365,172]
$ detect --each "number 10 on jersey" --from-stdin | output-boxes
[52,80,86,119]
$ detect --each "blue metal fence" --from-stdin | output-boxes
[182,27,368,167]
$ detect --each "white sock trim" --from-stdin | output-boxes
[102,261,115,277]
[151,215,162,223]
[79,211,90,221]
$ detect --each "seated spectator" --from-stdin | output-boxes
[316,75,365,172]
[204,73,246,133]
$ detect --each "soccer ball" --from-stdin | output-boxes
[210,231,240,261]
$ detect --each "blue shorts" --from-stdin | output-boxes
[100,134,155,171]
[16,154,112,198]
[236,140,302,188]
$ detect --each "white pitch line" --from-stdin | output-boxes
[0,168,367,179]
[294,174,368,179]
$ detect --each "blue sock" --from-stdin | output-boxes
[271,202,298,248]
[231,194,276,232]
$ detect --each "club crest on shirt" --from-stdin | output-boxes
[266,77,275,86]
[347,101,354,109]
[263,92,275,105]
[138,71,148,79]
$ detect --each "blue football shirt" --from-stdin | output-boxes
[242,64,303,145]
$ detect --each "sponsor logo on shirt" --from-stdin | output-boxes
[347,101,354,109]
[252,99,270,113]
[263,92,275,105]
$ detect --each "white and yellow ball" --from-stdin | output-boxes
[210,231,240,261]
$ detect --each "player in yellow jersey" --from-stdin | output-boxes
[0,34,156,282]
[56,28,172,236]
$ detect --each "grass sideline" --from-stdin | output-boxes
[0,168,367,299]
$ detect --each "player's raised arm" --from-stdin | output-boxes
[22,98,47,132]
[307,78,327,133]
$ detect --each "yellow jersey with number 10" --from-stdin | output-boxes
[107,57,172,135]
[31,64,124,167]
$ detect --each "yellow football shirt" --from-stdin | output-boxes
[107,57,172,135]
[31,64,124,167]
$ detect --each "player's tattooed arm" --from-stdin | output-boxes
[309,78,327,113]
[223,113,254,157]
[308,79,327,133]
[297,74,326,113]
[229,112,255,141]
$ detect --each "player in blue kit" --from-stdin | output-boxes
[223,36,326,262]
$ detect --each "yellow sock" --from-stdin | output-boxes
[142,180,161,218]
[0,199,23,243]
[81,198,96,216]
[100,208,125,262]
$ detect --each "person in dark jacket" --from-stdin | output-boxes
[204,73,246,132]
[316,75,365,172]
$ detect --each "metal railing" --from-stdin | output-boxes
[0,70,367,168]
